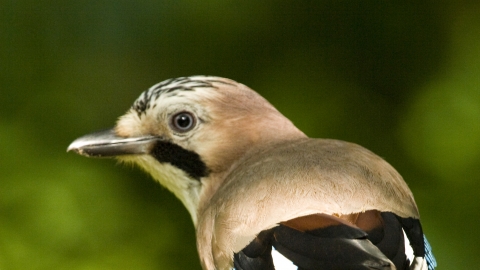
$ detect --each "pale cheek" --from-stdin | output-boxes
[115,113,142,137]
[116,113,170,138]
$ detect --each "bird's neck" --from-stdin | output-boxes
[195,136,307,223]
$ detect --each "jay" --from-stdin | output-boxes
[68,76,436,270]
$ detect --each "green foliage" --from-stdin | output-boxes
[1,1,479,269]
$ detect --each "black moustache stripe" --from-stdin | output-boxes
[150,141,209,180]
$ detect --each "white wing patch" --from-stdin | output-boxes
[272,247,297,270]
[404,230,431,270]
[404,229,414,264]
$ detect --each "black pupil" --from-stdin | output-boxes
[176,114,191,129]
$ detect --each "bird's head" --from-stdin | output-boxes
[68,76,305,224]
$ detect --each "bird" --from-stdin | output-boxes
[68,76,437,270]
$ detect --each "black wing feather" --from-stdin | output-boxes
[233,212,430,270]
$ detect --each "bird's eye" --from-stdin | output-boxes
[171,112,196,132]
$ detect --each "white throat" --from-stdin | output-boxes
[121,155,202,225]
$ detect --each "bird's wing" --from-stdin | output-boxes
[234,211,406,270]
[234,211,435,270]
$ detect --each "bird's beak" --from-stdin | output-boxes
[67,129,161,158]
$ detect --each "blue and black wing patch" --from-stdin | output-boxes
[423,235,437,270]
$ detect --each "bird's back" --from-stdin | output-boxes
[197,138,424,269]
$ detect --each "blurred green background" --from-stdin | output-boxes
[1,0,479,269]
